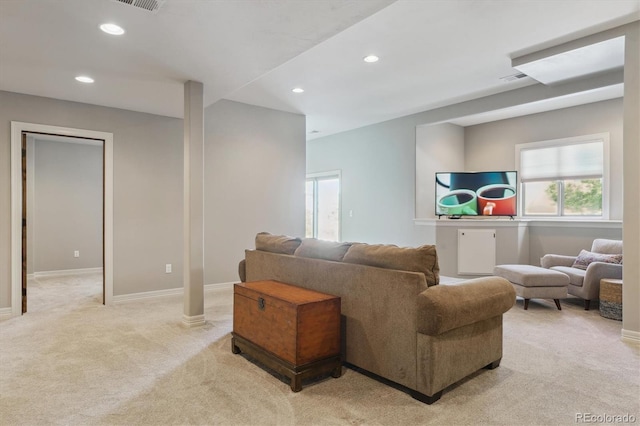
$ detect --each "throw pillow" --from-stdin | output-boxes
[255,232,302,255]
[343,243,440,287]
[293,239,352,262]
[571,249,623,270]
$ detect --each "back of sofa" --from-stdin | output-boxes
[251,232,440,287]
[244,249,428,390]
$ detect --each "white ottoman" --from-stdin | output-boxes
[494,264,569,310]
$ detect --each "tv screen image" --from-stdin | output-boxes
[435,171,518,217]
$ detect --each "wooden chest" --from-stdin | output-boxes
[232,280,341,391]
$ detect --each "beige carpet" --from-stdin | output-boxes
[1,272,638,426]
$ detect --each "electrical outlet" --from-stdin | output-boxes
[165,264,172,273]
[74,250,80,258]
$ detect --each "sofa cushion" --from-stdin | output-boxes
[571,249,623,271]
[343,243,440,287]
[293,238,352,262]
[591,239,623,255]
[255,232,301,255]
[551,266,586,287]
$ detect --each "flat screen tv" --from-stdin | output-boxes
[435,171,518,217]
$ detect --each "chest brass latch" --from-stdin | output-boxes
[258,297,265,311]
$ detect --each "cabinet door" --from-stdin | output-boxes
[458,229,496,275]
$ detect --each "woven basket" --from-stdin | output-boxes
[599,279,622,321]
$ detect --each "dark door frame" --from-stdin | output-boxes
[21,131,106,313]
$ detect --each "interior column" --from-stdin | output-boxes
[622,22,640,340]
[183,80,205,327]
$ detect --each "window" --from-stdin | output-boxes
[516,133,609,218]
[305,171,341,241]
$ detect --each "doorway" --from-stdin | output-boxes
[305,171,342,241]
[22,133,104,313]
[10,122,114,316]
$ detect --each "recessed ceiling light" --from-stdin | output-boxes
[292,87,304,93]
[75,76,94,83]
[100,23,125,35]
[363,55,379,63]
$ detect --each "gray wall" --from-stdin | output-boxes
[415,123,465,219]
[203,100,305,284]
[465,99,623,220]
[0,90,183,306]
[528,223,622,266]
[31,140,103,273]
[0,91,305,308]
[413,99,623,221]
[307,117,433,247]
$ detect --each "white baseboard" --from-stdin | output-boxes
[182,314,206,327]
[0,307,13,320]
[27,273,34,280]
[621,328,640,344]
[113,287,183,303]
[113,281,235,303]
[205,281,235,291]
[34,267,103,278]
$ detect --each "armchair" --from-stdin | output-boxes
[540,239,623,310]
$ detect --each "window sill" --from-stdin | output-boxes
[522,218,622,228]
[414,217,622,229]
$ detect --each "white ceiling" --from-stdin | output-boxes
[1,0,639,140]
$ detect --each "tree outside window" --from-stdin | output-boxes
[545,179,602,216]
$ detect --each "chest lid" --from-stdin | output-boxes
[235,280,336,306]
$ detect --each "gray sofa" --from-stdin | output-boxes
[238,233,516,403]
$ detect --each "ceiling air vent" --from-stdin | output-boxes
[500,73,527,82]
[114,0,166,13]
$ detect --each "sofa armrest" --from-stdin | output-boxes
[416,277,515,336]
[585,262,623,284]
[238,259,246,282]
[541,254,576,269]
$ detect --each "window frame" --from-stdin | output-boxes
[305,170,342,241]
[515,133,610,219]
